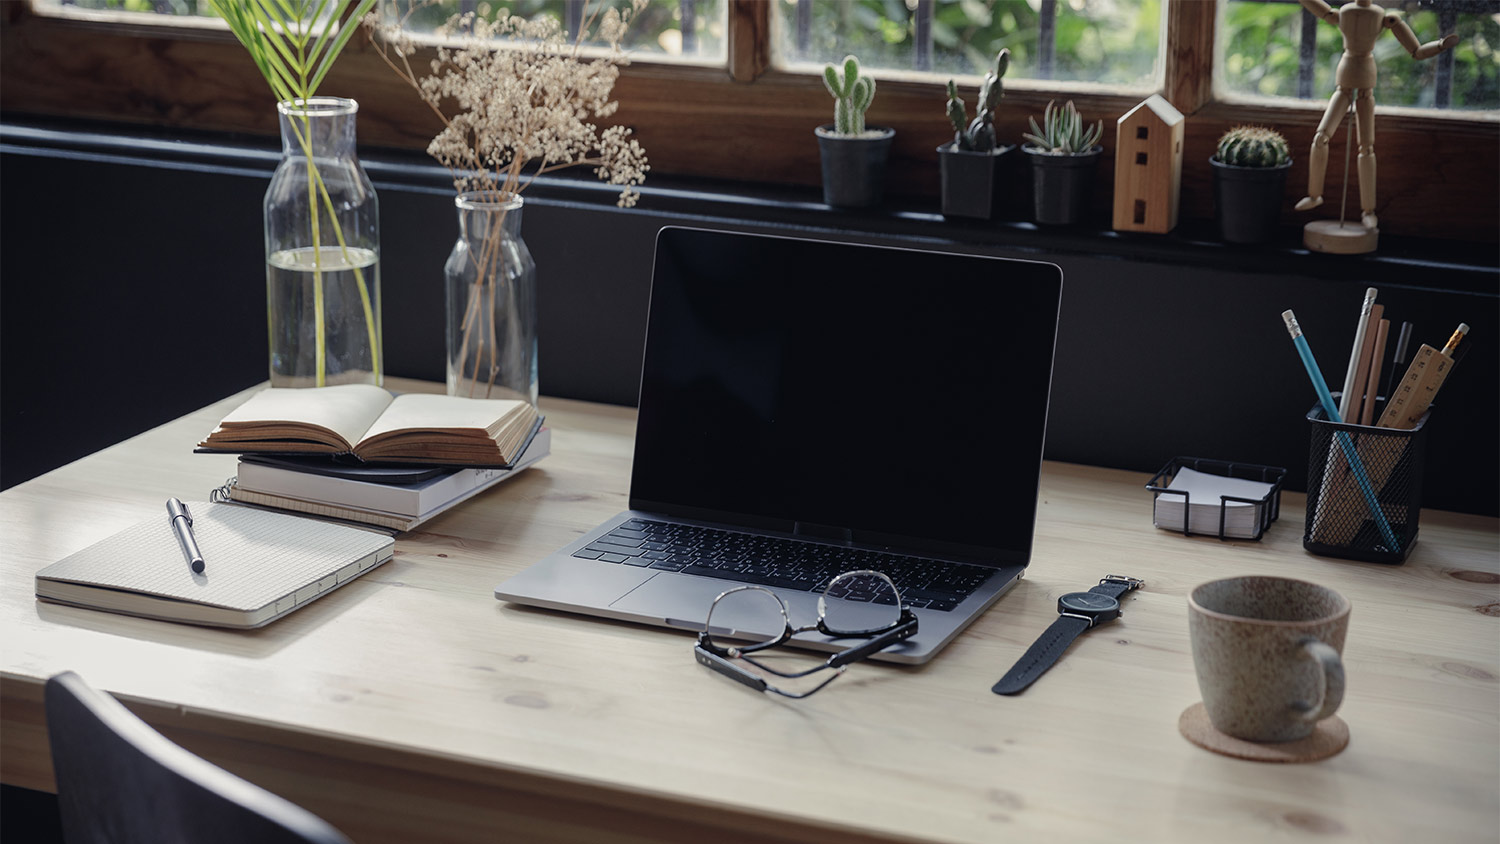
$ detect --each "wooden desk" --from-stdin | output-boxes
[3,380,1497,843]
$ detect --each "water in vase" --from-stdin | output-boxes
[267,246,382,388]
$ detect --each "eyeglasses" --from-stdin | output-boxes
[693,570,918,698]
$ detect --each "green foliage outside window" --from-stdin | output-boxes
[1219,0,1495,110]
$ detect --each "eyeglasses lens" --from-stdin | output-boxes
[703,587,788,653]
[820,571,902,636]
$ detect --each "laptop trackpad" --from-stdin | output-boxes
[609,574,820,633]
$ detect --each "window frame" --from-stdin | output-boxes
[3,0,1495,241]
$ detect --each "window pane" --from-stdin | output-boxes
[1220,0,1499,112]
[774,0,1163,89]
[388,0,726,62]
[35,0,215,16]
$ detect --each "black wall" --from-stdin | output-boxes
[3,121,1496,517]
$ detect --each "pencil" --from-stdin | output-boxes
[1338,288,1378,420]
[1440,323,1469,358]
[1282,310,1401,550]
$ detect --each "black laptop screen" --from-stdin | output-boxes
[629,229,1062,565]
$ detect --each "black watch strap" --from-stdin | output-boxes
[991,576,1143,697]
[990,614,1091,695]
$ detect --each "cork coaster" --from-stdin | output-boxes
[1178,702,1349,763]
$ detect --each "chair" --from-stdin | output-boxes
[44,671,350,844]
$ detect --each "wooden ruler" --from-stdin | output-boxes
[1376,344,1452,430]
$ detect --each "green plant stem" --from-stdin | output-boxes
[284,107,382,386]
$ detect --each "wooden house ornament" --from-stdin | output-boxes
[1112,94,1185,234]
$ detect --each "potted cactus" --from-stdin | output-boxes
[1212,125,1293,244]
[938,48,1015,219]
[1021,100,1105,225]
[815,55,894,207]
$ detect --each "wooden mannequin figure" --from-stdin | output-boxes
[1294,0,1459,253]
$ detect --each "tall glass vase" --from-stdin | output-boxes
[445,192,538,405]
[265,97,382,387]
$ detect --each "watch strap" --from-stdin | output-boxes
[1091,579,1134,600]
[990,614,1092,696]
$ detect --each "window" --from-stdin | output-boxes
[8,0,1497,241]
[388,0,727,62]
[773,0,1162,89]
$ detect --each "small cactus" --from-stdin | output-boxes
[1215,125,1290,167]
[824,55,876,136]
[1022,100,1103,155]
[946,48,1010,152]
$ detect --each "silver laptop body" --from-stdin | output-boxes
[497,228,1064,665]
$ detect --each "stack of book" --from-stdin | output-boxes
[202,385,550,531]
[224,427,550,531]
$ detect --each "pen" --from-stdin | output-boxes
[1281,310,1400,550]
[1382,321,1413,403]
[167,498,205,574]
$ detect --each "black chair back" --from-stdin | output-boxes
[44,671,350,844]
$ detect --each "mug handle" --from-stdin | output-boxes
[1295,637,1345,723]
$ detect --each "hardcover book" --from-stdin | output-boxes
[198,384,539,467]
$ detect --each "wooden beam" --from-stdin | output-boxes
[1164,0,1217,116]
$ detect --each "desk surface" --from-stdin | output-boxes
[3,380,1497,844]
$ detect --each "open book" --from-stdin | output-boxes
[198,384,540,466]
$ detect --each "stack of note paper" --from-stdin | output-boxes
[1152,467,1277,540]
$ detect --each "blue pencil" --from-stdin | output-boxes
[1282,310,1400,550]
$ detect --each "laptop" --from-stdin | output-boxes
[496,228,1063,664]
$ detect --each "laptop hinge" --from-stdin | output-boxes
[793,522,853,543]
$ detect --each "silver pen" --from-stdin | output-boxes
[166,498,205,574]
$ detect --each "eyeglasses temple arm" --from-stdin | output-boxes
[695,646,768,692]
[826,616,919,668]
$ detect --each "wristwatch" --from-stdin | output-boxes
[991,575,1144,696]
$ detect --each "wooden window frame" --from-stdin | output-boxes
[2,0,1494,240]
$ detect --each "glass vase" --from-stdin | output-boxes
[265,97,382,387]
[445,192,538,405]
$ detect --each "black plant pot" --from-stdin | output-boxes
[937,143,1016,220]
[1212,157,1293,245]
[816,124,895,208]
[1023,145,1102,225]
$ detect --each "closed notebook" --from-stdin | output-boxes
[35,502,395,629]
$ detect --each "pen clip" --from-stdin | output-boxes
[167,497,193,526]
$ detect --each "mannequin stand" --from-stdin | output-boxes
[1303,100,1378,254]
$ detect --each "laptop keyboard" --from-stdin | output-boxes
[571,519,994,612]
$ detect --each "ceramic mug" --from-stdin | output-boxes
[1188,576,1350,742]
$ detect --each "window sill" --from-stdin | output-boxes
[3,114,1494,295]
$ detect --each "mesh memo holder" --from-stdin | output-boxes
[1147,457,1286,541]
[1303,401,1429,564]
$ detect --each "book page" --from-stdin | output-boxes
[207,384,394,451]
[359,394,529,442]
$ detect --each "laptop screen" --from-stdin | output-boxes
[630,228,1062,566]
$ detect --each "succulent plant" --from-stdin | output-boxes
[945,48,1011,152]
[1022,100,1104,155]
[823,55,876,136]
[1215,125,1291,167]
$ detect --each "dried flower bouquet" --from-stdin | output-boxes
[367,1,649,398]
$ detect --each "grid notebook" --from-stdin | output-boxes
[35,502,395,628]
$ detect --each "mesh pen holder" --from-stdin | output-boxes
[1303,401,1429,564]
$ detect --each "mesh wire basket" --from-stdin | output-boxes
[1303,402,1428,564]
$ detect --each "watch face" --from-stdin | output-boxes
[1058,591,1119,615]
